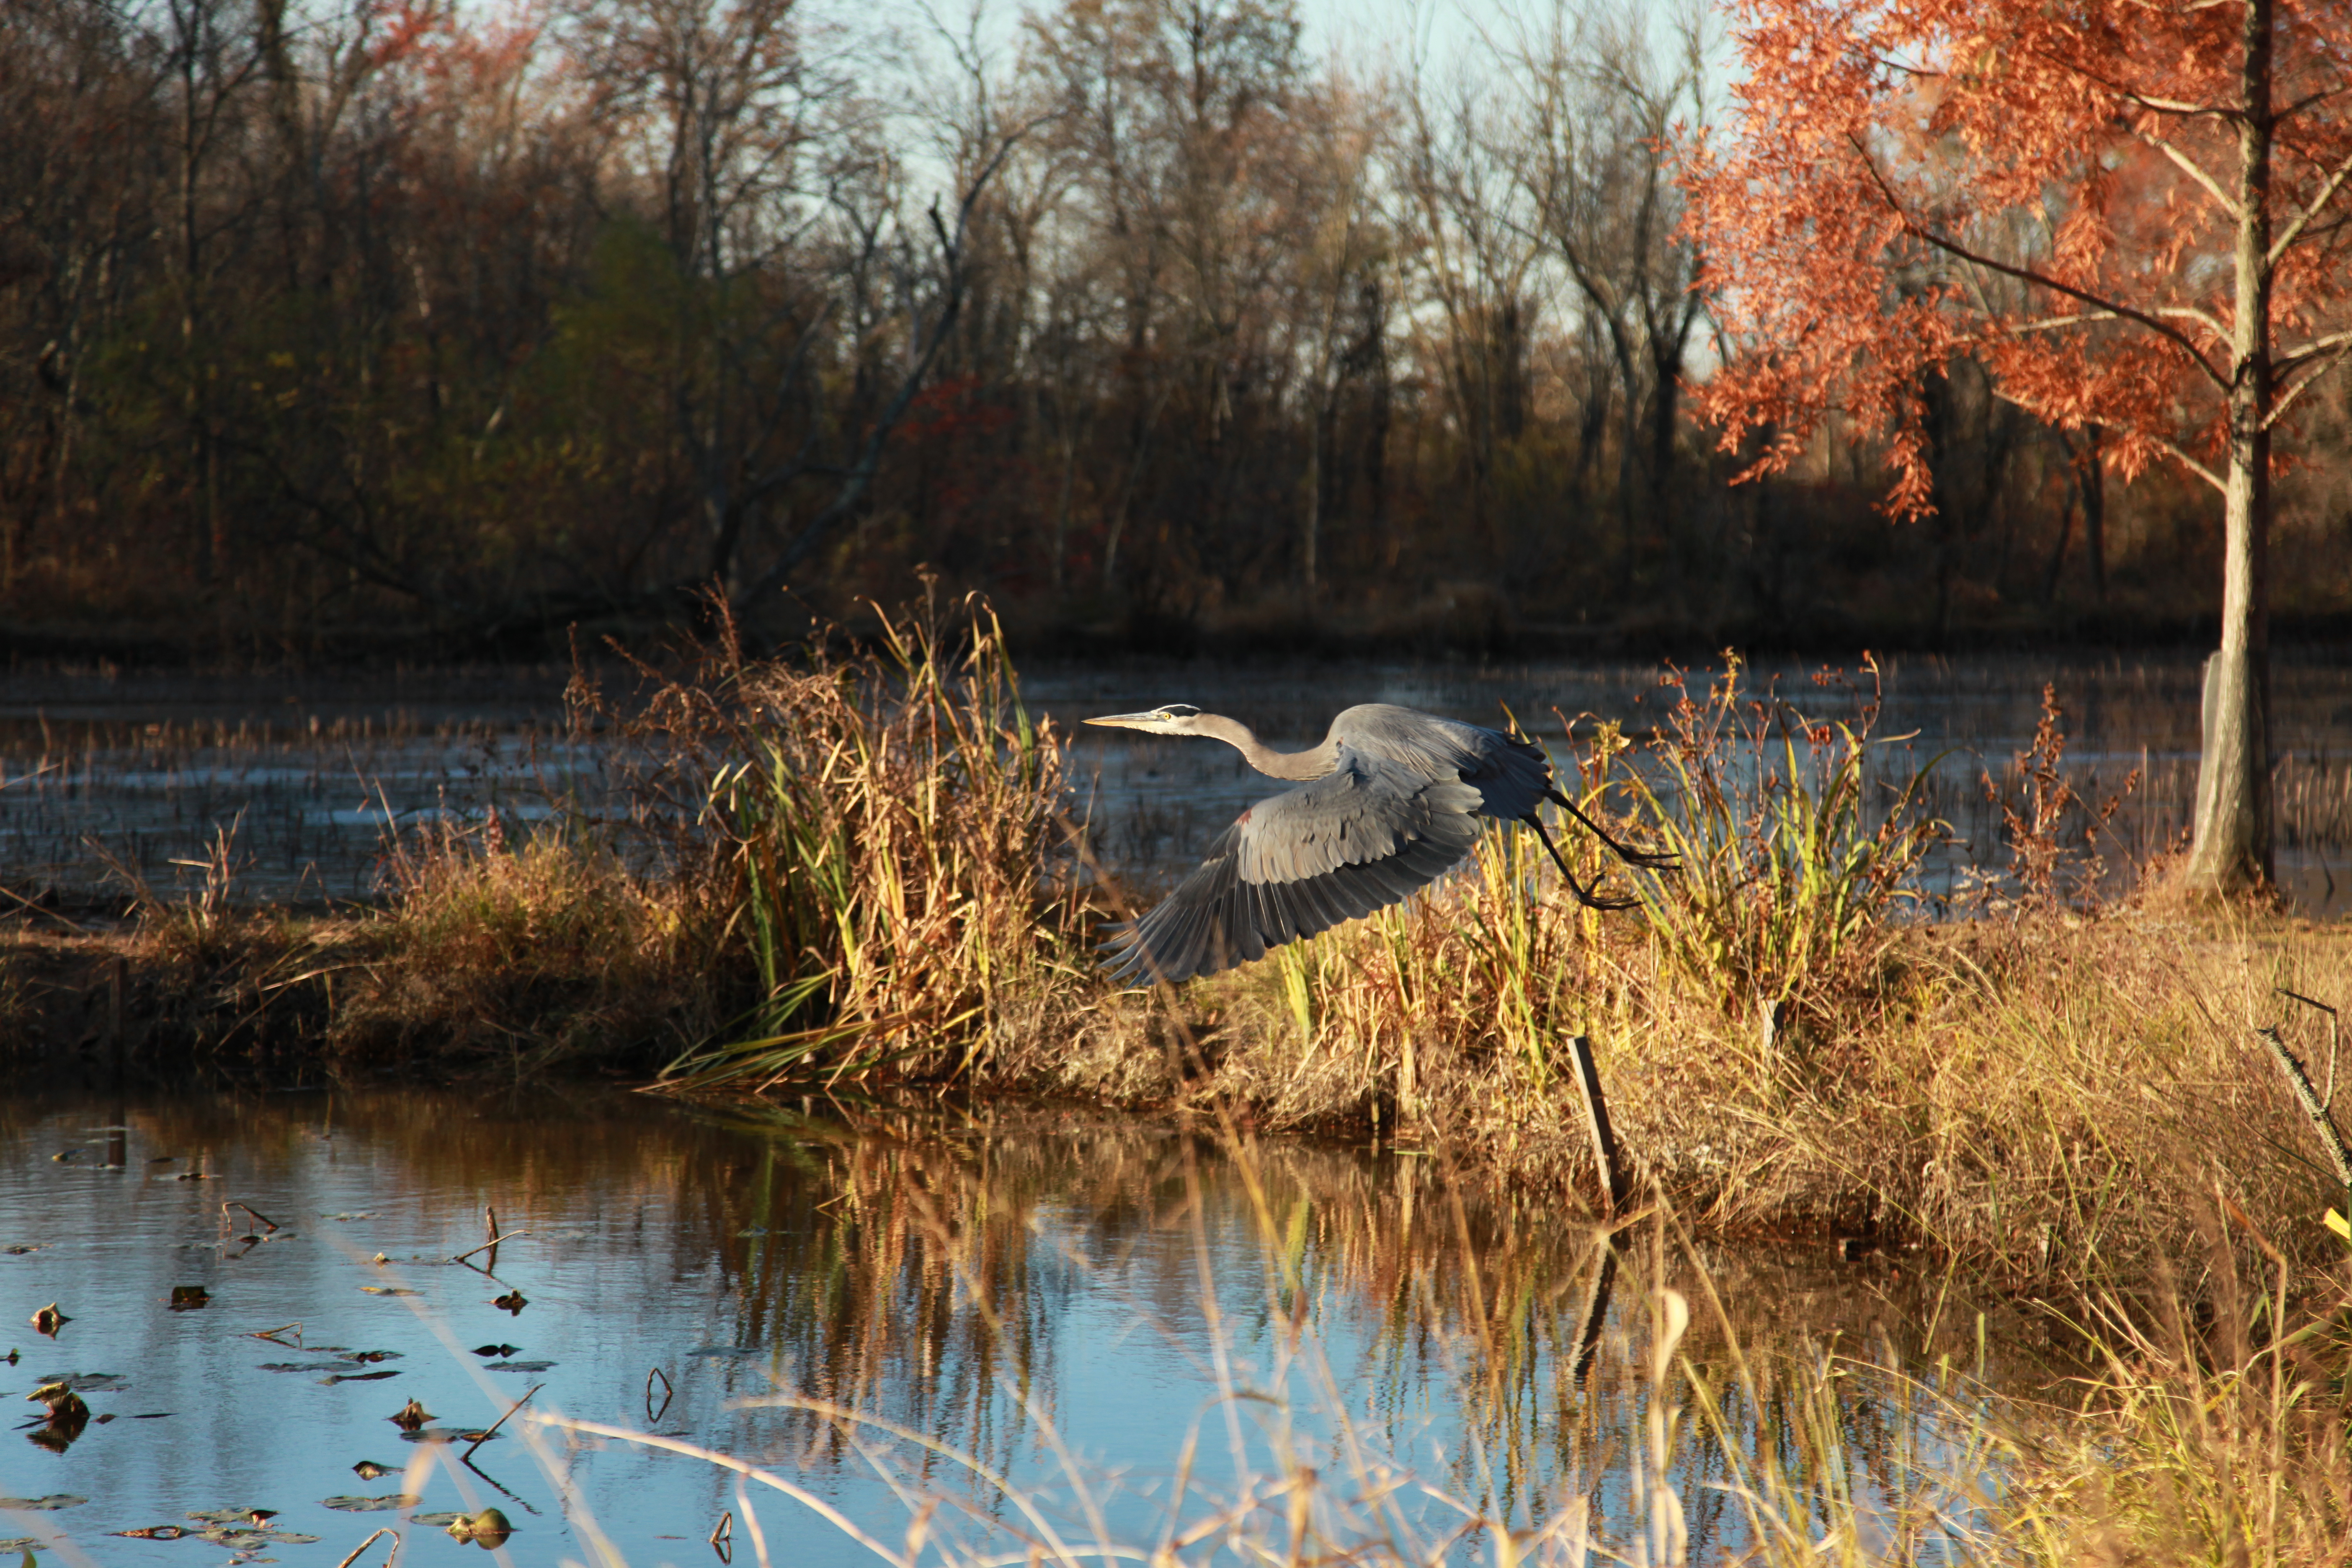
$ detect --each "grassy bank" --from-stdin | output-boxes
[10,605,2351,1269]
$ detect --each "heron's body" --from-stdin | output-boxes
[1085,702,1669,985]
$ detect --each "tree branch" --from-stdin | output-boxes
[2277,326,2352,377]
[2138,130,2241,219]
[2009,311,2121,335]
[2156,304,2232,340]
[1847,132,2230,388]
[2268,342,2352,428]
[2146,432,2227,493]
[2269,141,2352,266]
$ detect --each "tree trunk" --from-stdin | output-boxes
[2187,0,2276,895]
[2081,423,2107,599]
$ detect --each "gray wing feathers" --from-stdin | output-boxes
[1104,755,1485,985]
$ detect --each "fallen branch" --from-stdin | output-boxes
[2254,1021,2352,1201]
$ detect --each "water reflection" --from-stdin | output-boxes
[0,1088,2053,1563]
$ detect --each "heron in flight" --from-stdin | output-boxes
[1083,703,1673,985]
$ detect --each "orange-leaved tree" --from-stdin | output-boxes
[1681,0,2352,895]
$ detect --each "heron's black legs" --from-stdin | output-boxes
[1519,813,1642,911]
[1543,788,1681,869]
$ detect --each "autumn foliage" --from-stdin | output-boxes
[1683,0,2352,888]
[1687,0,2352,510]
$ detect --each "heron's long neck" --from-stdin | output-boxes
[1197,714,1340,781]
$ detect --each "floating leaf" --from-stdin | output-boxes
[260,1362,358,1374]
[470,1345,520,1358]
[320,1370,401,1385]
[185,1509,259,1524]
[320,1495,417,1513]
[111,1527,188,1540]
[399,1426,494,1445]
[485,1360,554,1373]
[28,1372,123,1391]
[1,1245,45,1256]
[410,1513,469,1528]
[0,1498,85,1511]
[350,1461,399,1480]
[358,1286,415,1297]
[341,1350,402,1364]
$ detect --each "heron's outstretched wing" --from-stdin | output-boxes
[1103,752,1484,985]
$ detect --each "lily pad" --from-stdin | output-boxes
[320,1495,417,1513]
[470,1345,519,1358]
[358,1286,415,1297]
[29,1372,123,1391]
[1,1245,45,1256]
[411,1513,469,1527]
[259,1362,356,1374]
[195,1525,316,1547]
[0,1496,85,1510]
[397,1426,496,1445]
[185,1509,261,1524]
[484,1360,554,1372]
[111,1526,189,1540]
[320,1370,401,1384]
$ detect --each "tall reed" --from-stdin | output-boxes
[1609,654,1947,1021]
[622,594,1089,1090]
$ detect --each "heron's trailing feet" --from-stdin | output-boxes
[1084,703,1675,985]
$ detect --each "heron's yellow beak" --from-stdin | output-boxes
[1083,711,1161,730]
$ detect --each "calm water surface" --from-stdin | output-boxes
[4,651,2347,913]
[2,1090,2018,1566]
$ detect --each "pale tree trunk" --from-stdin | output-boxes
[2186,0,2276,895]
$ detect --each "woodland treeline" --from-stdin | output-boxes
[3,0,2347,659]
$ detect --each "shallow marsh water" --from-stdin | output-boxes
[3,650,2349,914]
[1,1089,2035,1566]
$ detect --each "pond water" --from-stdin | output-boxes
[1,1088,2034,1567]
[3,650,2347,913]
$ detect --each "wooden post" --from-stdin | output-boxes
[1568,1034,1631,1215]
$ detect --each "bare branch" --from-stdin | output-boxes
[2009,311,2121,335]
[2270,142,2352,266]
[2030,46,2236,119]
[1847,133,2230,388]
[2269,340,2352,428]
[2147,433,2228,493]
[2156,304,2232,340]
[2139,130,2240,219]
[2277,326,2352,377]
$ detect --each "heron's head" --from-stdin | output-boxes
[1083,703,1207,736]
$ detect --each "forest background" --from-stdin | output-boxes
[4,0,2349,663]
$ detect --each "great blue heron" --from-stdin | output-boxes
[1083,703,1673,984]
